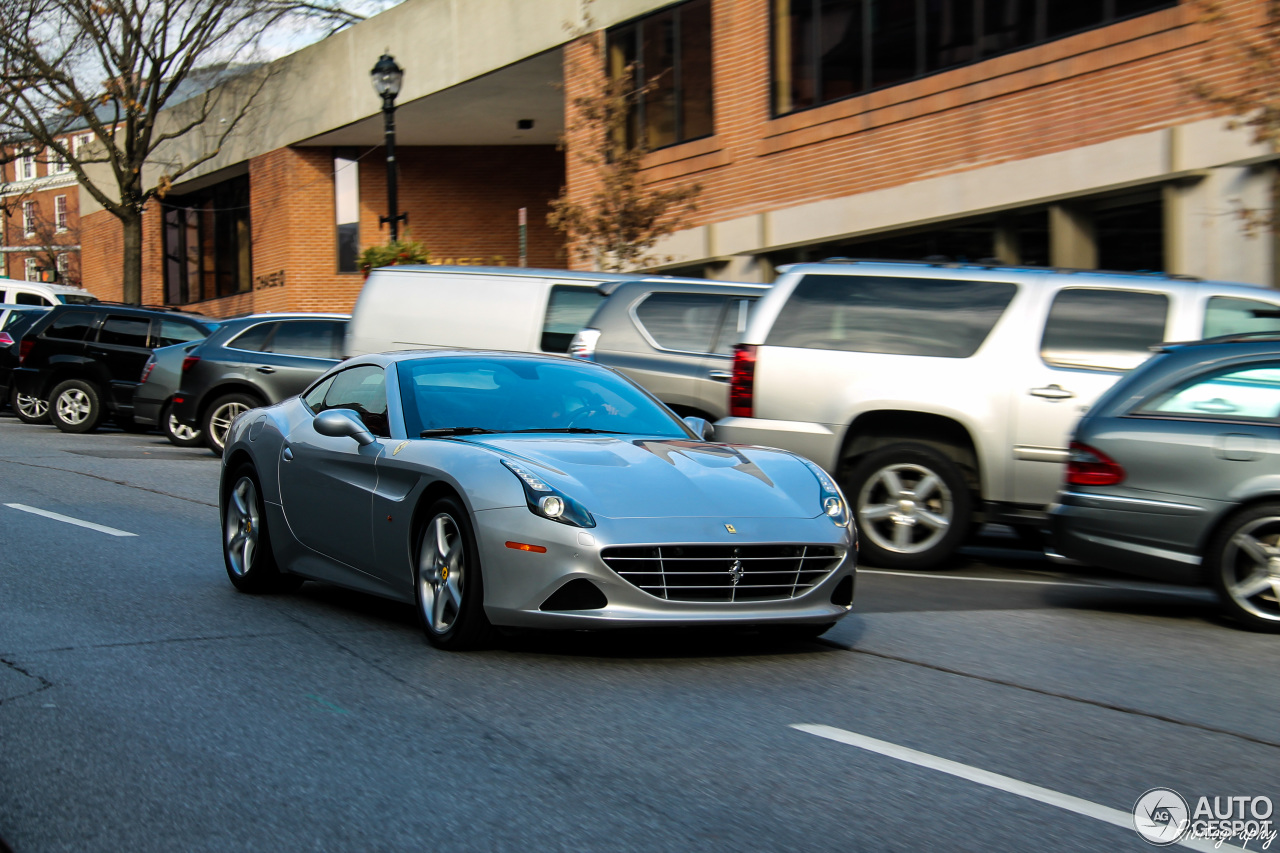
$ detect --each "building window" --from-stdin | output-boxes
[73,133,93,157]
[50,146,70,174]
[24,258,38,281]
[334,148,360,273]
[17,151,37,181]
[22,201,36,237]
[772,0,1177,115]
[54,196,68,231]
[162,173,251,305]
[56,253,69,283]
[606,0,714,151]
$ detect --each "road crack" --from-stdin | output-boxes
[0,458,217,507]
[0,656,53,705]
[820,639,1280,751]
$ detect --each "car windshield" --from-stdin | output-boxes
[59,294,99,304]
[398,356,689,438]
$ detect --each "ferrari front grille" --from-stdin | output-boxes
[601,544,843,602]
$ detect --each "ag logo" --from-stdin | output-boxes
[1134,788,1190,846]
[724,523,736,534]
[392,441,410,456]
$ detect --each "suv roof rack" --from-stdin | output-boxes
[88,301,192,313]
[1152,331,1280,351]
[807,257,1202,281]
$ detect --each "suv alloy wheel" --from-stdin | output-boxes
[49,379,104,433]
[9,387,49,424]
[203,392,261,454]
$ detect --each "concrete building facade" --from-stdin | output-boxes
[72,0,1277,315]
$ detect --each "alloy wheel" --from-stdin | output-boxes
[224,476,260,577]
[857,462,953,555]
[168,413,200,442]
[56,388,92,425]
[209,401,250,450]
[418,513,465,634]
[1220,516,1280,623]
[15,393,47,420]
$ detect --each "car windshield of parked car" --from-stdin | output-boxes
[398,357,689,437]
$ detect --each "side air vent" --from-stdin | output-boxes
[539,579,608,612]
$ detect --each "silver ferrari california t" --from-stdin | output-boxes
[219,351,857,649]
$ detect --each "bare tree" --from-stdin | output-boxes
[1190,0,1280,232]
[549,11,701,272]
[0,0,364,302]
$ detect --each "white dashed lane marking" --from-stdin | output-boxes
[791,724,1236,852]
[4,503,138,538]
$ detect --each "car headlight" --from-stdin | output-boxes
[800,458,849,527]
[502,459,596,528]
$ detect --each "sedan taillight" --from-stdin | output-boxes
[0,332,13,347]
[729,344,757,418]
[1066,441,1125,486]
[181,355,200,373]
[18,338,34,363]
[140,355,156,384]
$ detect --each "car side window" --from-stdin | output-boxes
[1134,362,1280,422]
[711,297,755,355]
[155,319,207,347]
[633,293,728,353]
[229,322,277,352]
[268,321,341,359]
[43,310,97,341]
[1040,289,1169,372]
[1203,296,1280,339]
[319,365,389,437]
[15,292,45,306]
[542,285,605,353]
[302,377,334,412]
[98,315,151,348]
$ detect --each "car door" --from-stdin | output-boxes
[277,364,389,573]
[89,313,153,409]
[1011,287,1171,505]
[254,319,344,401]
[626,291,729,414]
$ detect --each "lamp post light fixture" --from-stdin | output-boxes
[371,53,408,242]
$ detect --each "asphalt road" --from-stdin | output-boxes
[1,413,1276,852]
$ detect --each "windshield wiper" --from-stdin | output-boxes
[509,427,627,434]
[420,427,500,437]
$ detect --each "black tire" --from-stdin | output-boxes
[203,392,261,455]
[9,386,49,424]
[843,443,973,570]
[162,403,204,447]
[1011,525,1047,552]
[48,378,104,433]
[413,497,494,650]
[222,463,302,594]
[1206,502,1280,632]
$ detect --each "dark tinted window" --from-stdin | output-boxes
[1203,296,1280,339]
[542,286,605,353]
[634,292,727,352]
[320,365,388,436]
[766,274,1017,358]
[1041,289,1168,371]
[229,322,277,352]
[15,292,47,306]
[1135,363,1280,422]
[155,319,208,347]
[98,315,151,348]
[269,320,343,359]
[2,309,47,334]
[60,294,98,304]
[43,310,97,341]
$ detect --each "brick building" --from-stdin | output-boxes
[1,131,90,288]
[74,0,1277,316]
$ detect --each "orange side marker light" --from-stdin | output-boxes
[505,541,547,553]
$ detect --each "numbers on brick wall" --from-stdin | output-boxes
[255,270,285,290]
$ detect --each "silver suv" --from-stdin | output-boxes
[714,260,1280,569]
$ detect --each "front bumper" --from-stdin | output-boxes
[474,507,857,629]
[712,417,840,471]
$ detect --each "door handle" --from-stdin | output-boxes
[1029,384,1075,400]
[708,370,732,382]
[282,446,294,462]
[256,366,276,374]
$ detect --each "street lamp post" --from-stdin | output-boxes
[371,53,408,242]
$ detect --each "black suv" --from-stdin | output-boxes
[12,304,216,433]
[171,313,348,453]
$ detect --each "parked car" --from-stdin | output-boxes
[171,313,349,454]
[134,342,206,446]
[11,303,215,433]
[219,350,856,649]
[1050,335,1280,631]
[0,280,98,307]
[714,259,1280,569]
[345,265,728,358]
[0,305,51,421]
[568,280,769,420]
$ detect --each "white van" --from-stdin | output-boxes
[346,265,710,357]
[0,279,99,307]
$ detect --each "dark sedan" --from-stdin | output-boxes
[1050,335,1280,630]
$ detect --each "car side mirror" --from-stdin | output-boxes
[683,416,714,441]
[314,408,376,446]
